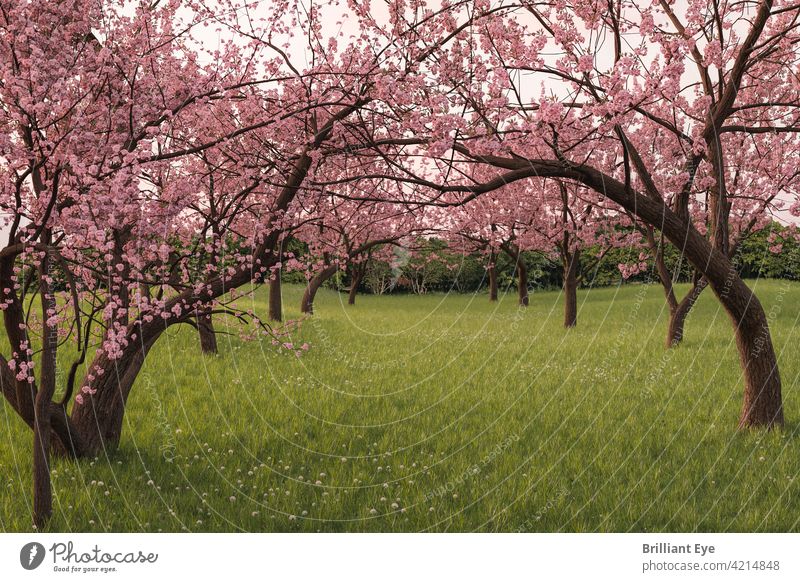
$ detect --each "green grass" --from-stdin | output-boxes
[1,279,799,532]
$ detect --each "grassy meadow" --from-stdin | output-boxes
[1,279,799,532]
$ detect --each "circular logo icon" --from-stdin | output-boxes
[20,542,46,570]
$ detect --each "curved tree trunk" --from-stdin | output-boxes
[68,232,282,454]
[563,249,580,328]
[721,279,783,428]
[666,278,708,347]
[645,226,708,348]
[269,268,282,322]
[648,224,781,428]
[301,265,339,314]
[646,227,679,311]
[1,260,35,427]
[666,303,688,348]
[558,162,782,428]
[494,162,783,427]
[198,311,218,354]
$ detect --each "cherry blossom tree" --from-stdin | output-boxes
[533,180,638,327]
[441,182,540,305]
[323,0,800,430]
[0,0,235,526]
[632,128,800,346]
[294,186,423,313]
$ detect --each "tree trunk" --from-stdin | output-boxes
[707,138,731,256]
[560,162,782,428]
[348,263,364,306]
[269,269,282,322]
[502,244,529,307]
[476,159,784,427]
[1,259,35,427]
[646,218,781,427]
[563,249,580,328]
[197,311,218,354]
[666,278,708,347]
[32,397,53,528]
[69,333,161,454]
[32,399,53,528]
[487,254,498,301]
[33,245,58,527]
[721,279,784,428]
[645,226,709,348]
[645,226,679,312]
[517,256,529,307]
[33,356,55,527]
[68,232,285,454]
[301,265,339,314]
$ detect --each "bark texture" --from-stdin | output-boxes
[517,257,529,307]
[645,225,709,348]
[348,262,366,305]
[69,334,161,454]
[198,312,218,354]
[301,265,339,314]
[502,243,529,306]
[563,249,580,328]
[269,269,282,322]
[666,279,708,347]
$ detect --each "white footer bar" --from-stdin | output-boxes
[1,533,796,581]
